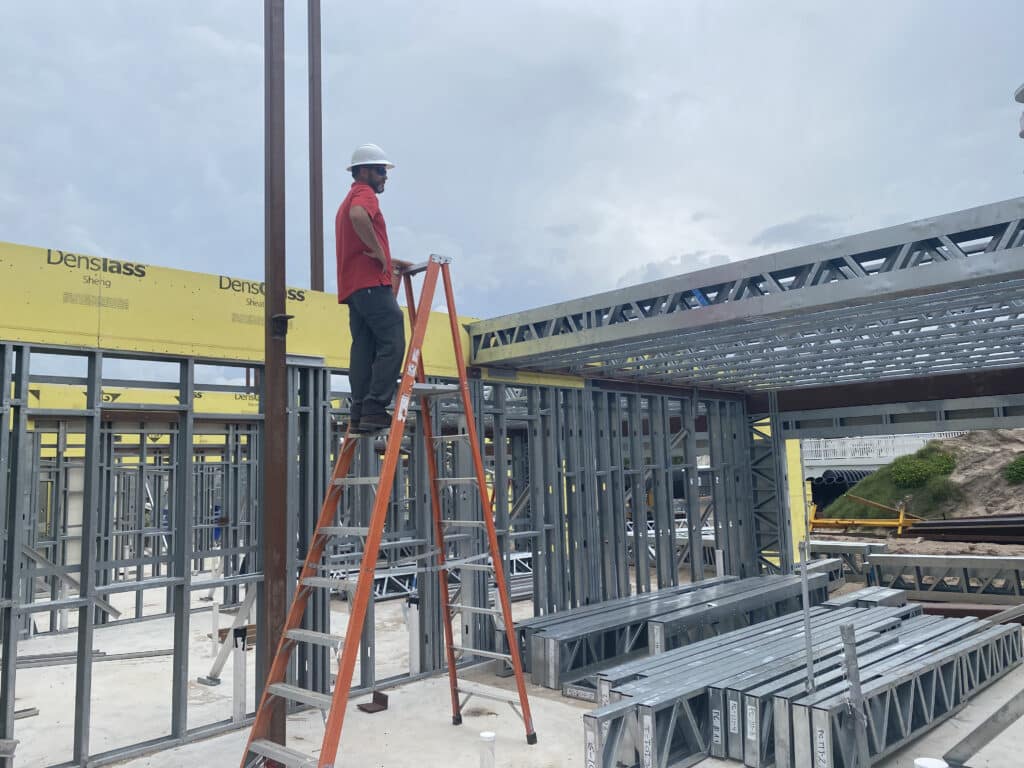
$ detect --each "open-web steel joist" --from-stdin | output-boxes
[470,198,1024,391]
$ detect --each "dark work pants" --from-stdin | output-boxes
[346,285,405,420]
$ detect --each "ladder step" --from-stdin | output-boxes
[267,682,333,710]
[319,526,370,537]
[411,383,460,399]
[443,553,491,568]
[333,477,380,486]
[249,738,318,768]
[302,576,356,593]
[457,679,520,705]
[450,604,503,617]
[443,519,486,528]
[432,433,471,441]
[443,561,493,572]
[438,477,478,485]
[286,628,345,649]
[452,645,513,662]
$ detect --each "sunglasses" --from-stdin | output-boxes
[369,166,388,176]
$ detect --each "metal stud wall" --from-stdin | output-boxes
[1,343,772,766]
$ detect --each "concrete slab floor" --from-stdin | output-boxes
[108,672,589,768]
[17,588,540,767]
[104,647,1024,768]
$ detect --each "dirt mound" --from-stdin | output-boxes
[929,429,1024,517]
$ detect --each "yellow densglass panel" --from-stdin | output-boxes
[0,241,468,378]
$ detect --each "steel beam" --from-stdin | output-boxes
[470,201,1024,391]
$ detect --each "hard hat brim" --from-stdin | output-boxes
[346,160,396,171]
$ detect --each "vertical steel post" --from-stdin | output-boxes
[0,346,20,748]
[627,395,649,592]
[527,388,550,614]
[768,390,794,573]
[260,0,288,747]
[608,393,630,597]
[683,391,702,583]
[307,0,324,292]
[171,359,195,736]
[800,539,815,695]
[649,396,674,588]
[73,351,102,765]
[840,623,870,765]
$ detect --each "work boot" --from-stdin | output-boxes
[359,412,392,432]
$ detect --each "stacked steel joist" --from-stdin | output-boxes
[793,557,846,593]
[809,540,888,581]
[582,588,1023,768]
[517,575,830,696]
[869,553,1024,604]
[908,514,1024,545]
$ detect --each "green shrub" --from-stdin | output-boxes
[912,475,963,512]
[914,445,956,474]
[1005,455,1024,485]
[891,456,933,488]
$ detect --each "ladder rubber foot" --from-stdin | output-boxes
[452,714,462,726]
[196,676,221,687]
[527,732,538,745]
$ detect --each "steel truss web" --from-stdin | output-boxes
[470,199,1024,391]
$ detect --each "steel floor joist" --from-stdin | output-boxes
[795,623,1022,768]
[470,199,1024,391]
[583,605,918,768]
[530,577,749,688]
[809,540,888,581]
[646,574,829,654]
[868,553,1024,604]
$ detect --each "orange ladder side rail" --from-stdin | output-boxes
[438,261,537,742]
[315,260,443,767]
[402,269,463,725]
[242,437,358,753]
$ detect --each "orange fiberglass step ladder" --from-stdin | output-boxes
[240,255,537,768]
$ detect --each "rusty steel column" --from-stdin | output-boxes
[262,0,288,747]
[308,0,324,291]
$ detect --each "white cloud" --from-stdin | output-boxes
[1,0,1022,325]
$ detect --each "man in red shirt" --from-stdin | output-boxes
[335,143,410,433]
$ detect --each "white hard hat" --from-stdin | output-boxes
[347,143,395,171]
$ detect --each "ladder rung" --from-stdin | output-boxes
[411,383,460,398]
[443,519,486,528]
[443,561,493,572]
[319,526,370,537]
[457,679,520,704]
[438,477,478,485]
[452,645,512,662]
[249,739,318,768]
[333,477,380,486]
[450,604,503,617]
[267,682,333,710]
[302,576,356,593]
[286,628,345,649]
[432,433,471,441]
[443,553,490,568]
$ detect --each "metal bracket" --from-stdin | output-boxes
[270,313,293,339]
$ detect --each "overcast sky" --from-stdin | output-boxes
[2,1,1022,320]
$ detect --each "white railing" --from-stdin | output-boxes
[802,431,967,466]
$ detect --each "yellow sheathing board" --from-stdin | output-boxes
[786,438,807,562]
[476,367,584,389]
[0,241,464,377]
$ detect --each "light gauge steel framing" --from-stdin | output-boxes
[470,199,1024,391]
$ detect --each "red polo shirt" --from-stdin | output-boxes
[335,181,391,303]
